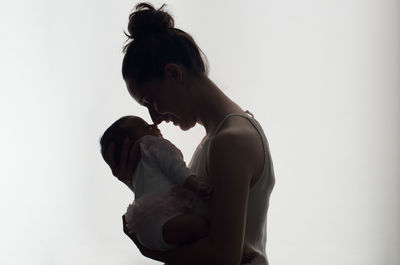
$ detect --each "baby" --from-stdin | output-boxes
[100,115,259,263]
[100,115,213,251]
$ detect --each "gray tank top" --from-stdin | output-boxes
[188,110,275,265]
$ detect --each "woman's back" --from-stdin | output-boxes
[189,111,275,264]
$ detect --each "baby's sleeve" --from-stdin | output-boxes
[148,138,193,186]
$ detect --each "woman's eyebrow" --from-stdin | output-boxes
[141,96,152,105]
[134,92,147,105]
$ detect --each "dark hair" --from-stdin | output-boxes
[122,2,209,86]
[100,116,140,166]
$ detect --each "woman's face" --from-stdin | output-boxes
[125,73,197,131]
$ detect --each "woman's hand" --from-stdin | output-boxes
[105,139,139,191]
[122,215,167,262]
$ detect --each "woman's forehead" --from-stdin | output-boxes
[125,78,140,96]
[126,78,152,99]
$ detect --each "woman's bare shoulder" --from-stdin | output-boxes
[209,125,260,175]
[211,115,264,157]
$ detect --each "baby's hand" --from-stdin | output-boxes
[183,175,213,201]
[196,182,213,201]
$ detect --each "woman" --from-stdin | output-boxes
[107,3,275,264]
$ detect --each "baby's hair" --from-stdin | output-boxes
[122,2,209,86]
[100,116,140,166]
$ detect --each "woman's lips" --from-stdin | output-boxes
[165,117,174,123]
[157,115,180,126]
[154,117,163,125]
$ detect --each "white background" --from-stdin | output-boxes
[0,0,399,264]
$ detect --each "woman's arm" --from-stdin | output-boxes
[122,218,220,264]
[201,130,257,264]
[124,130,260,265]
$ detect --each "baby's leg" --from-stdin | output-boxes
[162,214,209,245]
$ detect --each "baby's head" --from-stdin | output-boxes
[100,115,162,166]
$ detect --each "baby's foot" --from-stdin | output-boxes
[241,247,260,264]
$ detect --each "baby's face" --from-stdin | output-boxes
[122,116,163,139]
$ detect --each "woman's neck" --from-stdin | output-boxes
[190,76,245,135]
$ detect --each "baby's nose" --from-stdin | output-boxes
[149,124,157,129]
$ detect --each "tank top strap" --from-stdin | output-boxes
[211,110,254,137]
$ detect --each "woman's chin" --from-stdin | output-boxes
[179,125,189,131]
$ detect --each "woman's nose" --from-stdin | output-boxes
[149,108,162,125]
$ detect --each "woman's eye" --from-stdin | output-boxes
[141,97,159,111]
[142,98,151,105]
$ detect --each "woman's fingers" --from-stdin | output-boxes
[105,143,117,176]
[118,138,135,180]
[118,138,131,172]
[105,138,138,184]
[105,139,136,181]
[125,142,139,181]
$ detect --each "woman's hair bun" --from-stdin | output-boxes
[125,2,174,41]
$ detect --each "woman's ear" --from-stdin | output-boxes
[164,63,183,83]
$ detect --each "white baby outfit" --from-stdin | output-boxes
[124,135,195,251]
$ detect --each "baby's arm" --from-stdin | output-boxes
[148,138,191,185]
[149,139,213,199]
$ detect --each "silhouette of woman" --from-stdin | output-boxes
[106,3,275,264]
